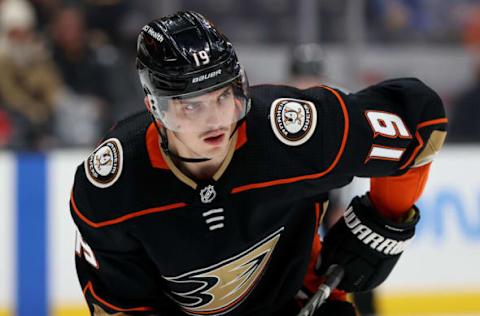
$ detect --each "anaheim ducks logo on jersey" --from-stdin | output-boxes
[270,98,317,146]
[84,138,123,188]
[163,227,284,315]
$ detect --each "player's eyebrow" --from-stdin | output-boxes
[178,86,232,106]
[218,86,232,96]
[179,100,202,107]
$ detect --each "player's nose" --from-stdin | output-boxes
[205,102,223,126]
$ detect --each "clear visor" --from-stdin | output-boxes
[149,77,249,132]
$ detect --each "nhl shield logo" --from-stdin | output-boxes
[270,98,317,146]
[200,185,216,203]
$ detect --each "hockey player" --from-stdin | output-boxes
[70,11,447,316]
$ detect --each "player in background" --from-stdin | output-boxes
[288,43,377,316]
[70,11,447,316]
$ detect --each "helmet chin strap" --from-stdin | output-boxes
[151,115,211,163]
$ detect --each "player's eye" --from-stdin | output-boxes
[218,89,232,103]
[182,102,201,112]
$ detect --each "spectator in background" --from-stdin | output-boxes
[30,0,62,33]
[448,63,480,143]
[49,6,113,146]
[462,2,480,52]
[0,108,13,147]
[50,6,110,102]
[81,0,129,48]
[449,3,480,143]
[83,0,156,121]
[0,0,61,149]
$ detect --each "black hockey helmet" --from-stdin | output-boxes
[136,11,250,132]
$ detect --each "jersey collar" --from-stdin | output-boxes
[145,121,247,189]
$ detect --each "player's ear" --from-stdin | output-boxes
[144,96,152,112]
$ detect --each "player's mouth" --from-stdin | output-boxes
[203,132,226,145]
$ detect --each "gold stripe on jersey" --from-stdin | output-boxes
[93,304,126,316]
[161,148,198,189]
[213,131,237,181]
[163,227,284,315]
[160,131,239,189]
[413,130,447,167]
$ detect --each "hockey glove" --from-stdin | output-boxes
[317,194,419,292]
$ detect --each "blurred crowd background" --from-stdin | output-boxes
[0,0,479,150]
[0,2,478,316]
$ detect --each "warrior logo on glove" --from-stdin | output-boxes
[344,206,413,255]
[318,195,420,292]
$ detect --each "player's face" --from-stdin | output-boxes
[166,86,238,159]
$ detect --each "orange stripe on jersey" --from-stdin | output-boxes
[302,203,323,293]
[400,117,448,170]
[417,117,448,129]
[83,281,154,312]
[302,202,348,302]
[70,191,187,228]
[235,121,248,150]
[314,202,322,235]
[146,121,247,169]
[370,162,431,220]
[146,122,169,170]
[231,86,349,194]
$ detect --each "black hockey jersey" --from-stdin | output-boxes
[71,78,447,316]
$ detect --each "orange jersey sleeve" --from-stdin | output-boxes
[370,163,431,221]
